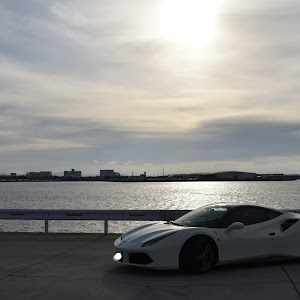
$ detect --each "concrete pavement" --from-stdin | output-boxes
[0,233,300,299]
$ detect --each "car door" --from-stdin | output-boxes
[219,207,277,262]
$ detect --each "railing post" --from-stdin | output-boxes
[45,220,49,234]
[104,220,108,235]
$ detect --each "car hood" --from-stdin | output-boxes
[117,222,187,246]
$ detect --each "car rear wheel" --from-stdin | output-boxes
[179,236,216,274]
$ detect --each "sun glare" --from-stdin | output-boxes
[159,0,223,46]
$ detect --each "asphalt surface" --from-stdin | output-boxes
[0,233,300,299]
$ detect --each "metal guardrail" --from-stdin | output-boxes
[0,209,299,234]
[0,209,191,234]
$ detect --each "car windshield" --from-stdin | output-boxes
[174,205,232,228]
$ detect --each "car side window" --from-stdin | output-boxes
[222,207,270,227]
[265,209,282,220]
[222,208,248,227]
[245,207,269,225]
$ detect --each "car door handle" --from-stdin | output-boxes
[269,233,275,236]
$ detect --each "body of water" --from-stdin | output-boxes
[0,181,299,233]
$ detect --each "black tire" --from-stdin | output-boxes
[179,236,216,274]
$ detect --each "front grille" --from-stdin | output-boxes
[129,253,153,265]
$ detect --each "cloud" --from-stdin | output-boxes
[0,139,87,153]
[1,0,300,174]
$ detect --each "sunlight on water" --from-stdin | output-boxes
[0,181,300,233]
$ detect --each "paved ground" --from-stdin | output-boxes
[0,233,300,299]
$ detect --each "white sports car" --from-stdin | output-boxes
[113,204,300,273]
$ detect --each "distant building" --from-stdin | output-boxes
[129,172,147,181]
[11,173,17,176]
[216,171,257,180]
[100,170,120,178]
[26,171,52,179]
[259,174,296,181]
[26,172,40,179]
[64,169,81,178]
[40,171,52,179]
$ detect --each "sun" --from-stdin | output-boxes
[159,0,223,46]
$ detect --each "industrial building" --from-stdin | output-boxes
[100,170,120,178]
[26,171,52,179]
[64,169,81,178]
[40,171,52,179]
[215,171,257,180]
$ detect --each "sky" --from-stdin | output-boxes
[1,0,300,176]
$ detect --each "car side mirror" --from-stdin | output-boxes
[225,222,244,233]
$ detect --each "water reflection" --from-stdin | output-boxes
[0,181,299,233]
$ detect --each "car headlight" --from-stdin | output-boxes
[141,232,175,247]
[113,252,123,261]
